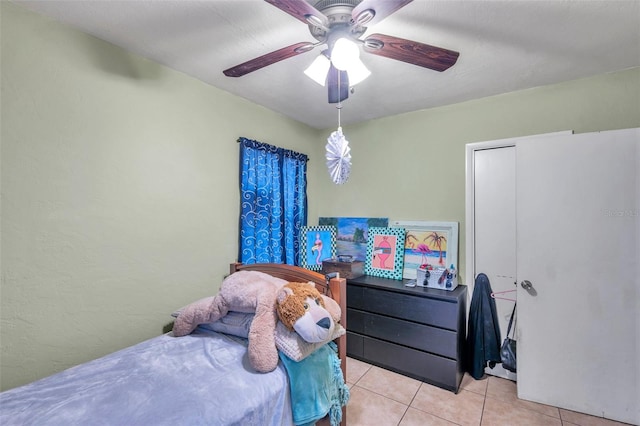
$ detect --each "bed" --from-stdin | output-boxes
[0,263,348,426]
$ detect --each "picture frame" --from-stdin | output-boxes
[299,226,337,270]
[364,227,406,280]
[318,217,388,262]
[390,220,459,280]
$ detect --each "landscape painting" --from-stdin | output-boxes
[390,220,459,280]
[318,217,388,262]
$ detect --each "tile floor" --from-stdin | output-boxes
[345,357,630,426]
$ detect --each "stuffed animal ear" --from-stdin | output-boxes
[320,294,341,323]
[276,286,294,304]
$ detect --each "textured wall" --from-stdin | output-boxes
[308,67,640,284]
[0,2,320,391]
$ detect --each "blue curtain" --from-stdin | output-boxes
[238,137,308,265]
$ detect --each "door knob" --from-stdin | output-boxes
[520,280,537,296]
[520,280,533,290]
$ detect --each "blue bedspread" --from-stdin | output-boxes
[0,329,292,426]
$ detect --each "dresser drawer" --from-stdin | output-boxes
[346,331,364,358]
[347,284,364,309]
[363,336,461,392]
[347,308,365,334]
[362,311,457,358]
[363,287,459,330]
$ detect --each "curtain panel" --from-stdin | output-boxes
[238,137,308,265]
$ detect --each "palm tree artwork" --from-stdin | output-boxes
[405,234,419,249]
[425,232,447,266]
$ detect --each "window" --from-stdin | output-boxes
[238,137,308,265]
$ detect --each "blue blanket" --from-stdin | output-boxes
[278,342,350,426]
[0,329,292,426]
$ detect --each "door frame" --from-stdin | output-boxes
[464,131,572,293]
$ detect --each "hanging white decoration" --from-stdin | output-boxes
[325,126,351,185]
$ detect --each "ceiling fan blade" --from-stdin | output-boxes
[265,0,327,26]
[223,42,315,77]
[327,64,349,104]
[363,33,459,72]
[352,0,413,26]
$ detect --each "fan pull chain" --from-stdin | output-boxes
[336,71,342,128]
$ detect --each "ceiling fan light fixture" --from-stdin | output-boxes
[345,57,371,85]
[331,37,360,71]
[304,53,331,86]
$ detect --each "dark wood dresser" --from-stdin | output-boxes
[346,275,467,393]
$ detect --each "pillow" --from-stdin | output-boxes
[275,321,345,362]
[203,311,254,337]
[172,300,253,338]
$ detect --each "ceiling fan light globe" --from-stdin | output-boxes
[331,37,359,71]
[304,54,331,86]
[346,58,371,85]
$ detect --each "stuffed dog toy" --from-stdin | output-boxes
[173,271,340,373]
[276,281,336,343]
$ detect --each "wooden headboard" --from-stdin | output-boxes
[229,262,348,426]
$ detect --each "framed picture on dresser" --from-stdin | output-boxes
[318,217,388,262]
[299,225,337,270]
[364,227,406,280]
[390,220,459,280]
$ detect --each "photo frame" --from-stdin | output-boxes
[299,226,337,270]
[364,227,406,280]
[390,220,459,280]
[318,217,388,262]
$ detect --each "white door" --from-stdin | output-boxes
[473,147,518,381]
[467,131,570,381]
[516,128,639,424]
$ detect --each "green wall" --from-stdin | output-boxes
[0,2,320,391]
[2,1,639,392]
[308,67,640,284]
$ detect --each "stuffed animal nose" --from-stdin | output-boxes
[316,317,331,329]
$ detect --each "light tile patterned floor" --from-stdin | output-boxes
[345,357,631,426]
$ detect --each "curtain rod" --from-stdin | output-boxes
[236,138,310,161]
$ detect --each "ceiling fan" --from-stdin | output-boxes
[223,0,460,103]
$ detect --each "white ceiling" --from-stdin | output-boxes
[13,0,640,130]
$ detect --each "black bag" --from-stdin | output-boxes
[500,303,517,372]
